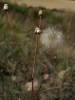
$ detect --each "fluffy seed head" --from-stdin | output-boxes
[34,27,41,34]
[38,10,42,16]
[40,27,63,48]
[3,4,8,11]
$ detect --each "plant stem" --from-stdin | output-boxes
[39,87,59,94]
[34,49,51,99]
[31,34,39,100]
[28,57,34,66]
[42,50,51,81]
[6,11,32,79]
[31,76,34,100]
[34,34,39,65]
[31,15,42,100]
[39,15,42,29]
[34,83,42,99]
[34,87,59,99]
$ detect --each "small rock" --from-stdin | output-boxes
[58,68,69,79]
[24,80,39,91]
[12,76,17,82]
[42,73,50,82]
[43,74,50,80]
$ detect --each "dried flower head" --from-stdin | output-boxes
[40,27,63,48]
[3,4,8,11]
[34,27,41,34]
[38,10,42,16]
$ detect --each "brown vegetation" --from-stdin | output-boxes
[4,0,75,11]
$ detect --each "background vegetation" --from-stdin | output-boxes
[0,1,75,100]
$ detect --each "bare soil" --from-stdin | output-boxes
[9,0,75,11]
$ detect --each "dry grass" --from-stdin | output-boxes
[4,0,75,11]
[0,2,75,100]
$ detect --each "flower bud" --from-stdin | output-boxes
[3,4,8,11]
[38,10,42,16]
[34,27,41,34]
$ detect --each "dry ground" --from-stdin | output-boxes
[7,0,75,11]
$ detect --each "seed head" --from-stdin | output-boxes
[34,27,41,34]
[38,10,42,16]
[40,27,63,48]
[3,4,8,11]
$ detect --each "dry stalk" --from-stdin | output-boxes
[31,14,42,100]
[34,49,51,99]
[6,11,32,79]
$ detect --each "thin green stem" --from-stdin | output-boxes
[40,87,59,94]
